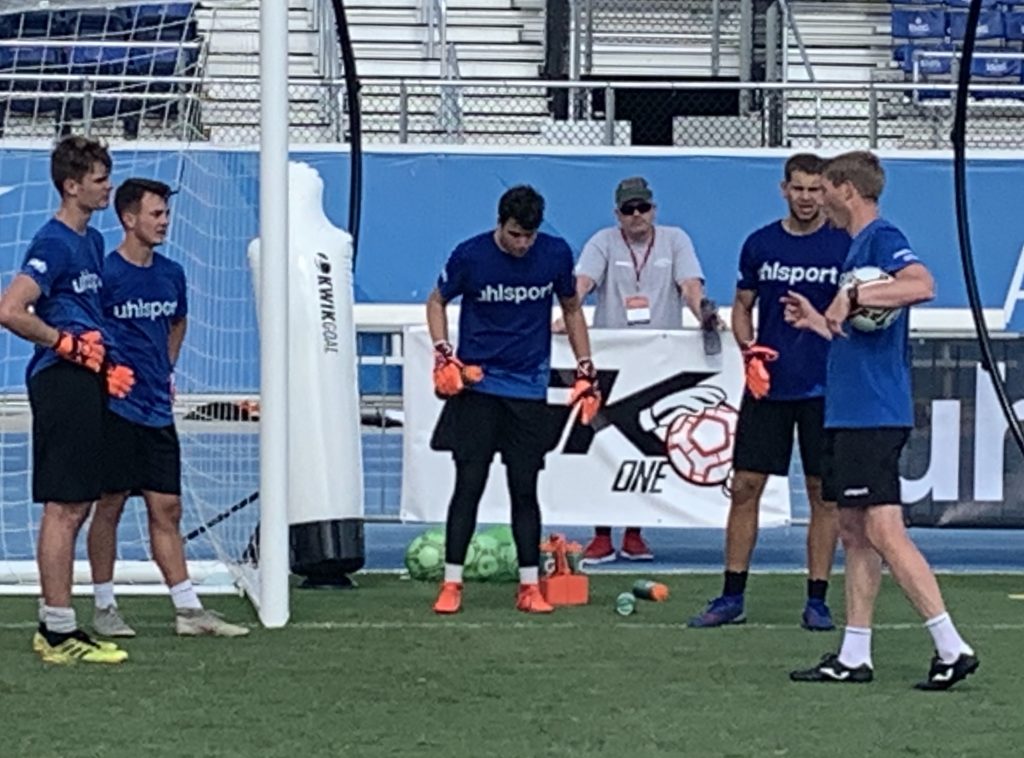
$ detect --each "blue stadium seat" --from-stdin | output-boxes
[59,8,130,39]
[129,45,198,79]
[0,11,67,38]
[131,4,197,42]
[889,0,939,5]
[894,43,954,74]
[891,9,948,39]
[0,46,68,115]
[944,0,999,8]
[1006,11,1024,40]
[971,50,1022,77]
[949,10,1005,41]
[65,45,133,119]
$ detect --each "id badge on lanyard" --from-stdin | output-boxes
[622,229,654,326]
[625,294,652,325]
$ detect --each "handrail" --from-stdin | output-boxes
[424,0,449,77]
[6,74,1024,94]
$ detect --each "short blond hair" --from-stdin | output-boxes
[823,151,885,201]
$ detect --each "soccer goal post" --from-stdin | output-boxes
[0,0,313,628]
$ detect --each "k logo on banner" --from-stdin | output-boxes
[400,328,791,528]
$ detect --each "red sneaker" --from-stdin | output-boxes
[582,533,616,565]
[620,530,654,561]
[516,584,554,614]
[432,581,463,614]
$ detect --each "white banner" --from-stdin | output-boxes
[401,327,791,528]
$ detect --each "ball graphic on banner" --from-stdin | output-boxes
[664,404,738,485]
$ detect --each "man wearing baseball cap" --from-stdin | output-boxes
[561,176,716,564]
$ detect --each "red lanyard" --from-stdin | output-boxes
[621,228,655,286]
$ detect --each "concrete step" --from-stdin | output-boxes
[203,53,319,79]
[353,41,542,62]
[354,58,540,78]
[349,24,522,44]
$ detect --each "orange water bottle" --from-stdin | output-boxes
[632,579,669,602]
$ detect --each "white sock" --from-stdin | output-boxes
[37,597,45,624]
[169,580,202,611]
[838,626,873,669]
[94,581,116,609]
[925,612,974,663]
[43,605,77,635]
[443,564,463,584]
[519,567,539,585]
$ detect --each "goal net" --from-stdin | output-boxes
[0,1,310,612]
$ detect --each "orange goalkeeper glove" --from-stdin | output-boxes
[104,363,135,399]
[741,344,778,400]
[433,341,483,398]
[53,329,105,372]
[568,358,601,425]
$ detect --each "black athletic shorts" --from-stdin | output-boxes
[732,396,825,477]
[102,409,182,496]
[821,427,910,508]
[28,361,106,503]
[430,390,561,469]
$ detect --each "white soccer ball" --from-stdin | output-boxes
[840,266,903,332]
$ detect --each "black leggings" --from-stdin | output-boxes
[444,458,542,569]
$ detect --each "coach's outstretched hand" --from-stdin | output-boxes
[781,291,833,341]
[433,341,482,398]
[53,329,105,372]
[105,363,135,399]
[569,358,601,425]
[741,344,778,400]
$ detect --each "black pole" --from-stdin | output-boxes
[330,0,363,266]
[951,0,1024,458]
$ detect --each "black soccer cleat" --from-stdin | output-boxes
[914,652,979,691]
[790,653,874,684]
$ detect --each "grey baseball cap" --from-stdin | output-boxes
[615,177,653,206]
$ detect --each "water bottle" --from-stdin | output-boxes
[632,579,669,602]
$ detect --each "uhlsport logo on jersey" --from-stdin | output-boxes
[71,270,102,294]
[112,298,179,320]
[477,282,554,304]
[550,368,738,491]
[758,261,839,286]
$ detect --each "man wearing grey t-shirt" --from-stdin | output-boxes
[572,177,710,564]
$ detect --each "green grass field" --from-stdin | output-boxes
[2,573,1020,758]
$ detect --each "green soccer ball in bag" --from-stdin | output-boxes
[404,528,445,581]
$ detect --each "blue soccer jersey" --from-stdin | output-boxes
[737,221,850,400]
[825,219,920,429]
[19,218,107,382]
[437,231,576,400]
[103,251,188,427]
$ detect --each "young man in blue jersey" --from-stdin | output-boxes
[0,136,133,664]
[427,185,599,614]
[689,154,847,631]
[783,151,978,689]
[85,178,249,638]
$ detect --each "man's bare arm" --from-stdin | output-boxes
[0,274,59,347]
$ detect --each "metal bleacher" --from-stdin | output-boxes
[0,4,202,139]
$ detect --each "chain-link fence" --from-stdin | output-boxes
[5,75,1024,149]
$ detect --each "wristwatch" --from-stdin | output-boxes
[846,282,860,312]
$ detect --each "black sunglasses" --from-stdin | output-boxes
[619,201,652,215]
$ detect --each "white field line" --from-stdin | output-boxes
[2,620,1023,632]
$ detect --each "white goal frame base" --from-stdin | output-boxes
[0,560,246,596]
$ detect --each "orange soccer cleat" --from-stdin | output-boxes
[516,584,555,614]
[432,581,463,614]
